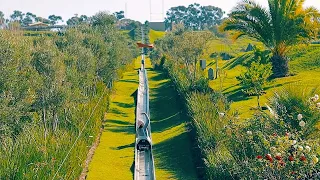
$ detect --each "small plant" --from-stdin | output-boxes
[237,61,272,108]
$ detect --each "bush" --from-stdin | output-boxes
[217,87,320,179]
[0,14,137,179]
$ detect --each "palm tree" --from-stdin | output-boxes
[221,0,320,77]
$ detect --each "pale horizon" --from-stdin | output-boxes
[0,0,319,23]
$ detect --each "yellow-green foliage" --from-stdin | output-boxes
[0,18,137,179]
[149,29,165,43]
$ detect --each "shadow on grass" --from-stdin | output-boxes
[226,80,300,103]
[104,124,135,134]
[150,81,185,133]
[224,53,251,70]
[226,87,251,102]
[119,79,139,83]
[113,102,135,108]
[115,142,135,150]
[104,119,133,126]
[149,71,198,179]
[153,132,199,180]
[109,108,129,117]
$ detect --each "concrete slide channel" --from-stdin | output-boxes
[134,54,156,180]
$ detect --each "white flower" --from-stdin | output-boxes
[292,140,297,145]
[247,131,253,136]
[317,102,320,108]
[299,120,306,127]
[270,147,276,152]
[297,114,303,120]
[297,145,304,151]
[218,112,225,118]
[314,94,319,101]
[305,146,311,153]
[266,104,279,119]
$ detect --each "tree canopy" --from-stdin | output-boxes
[165,3,224,31]
[48,15,63,25]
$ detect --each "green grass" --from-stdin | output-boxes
[146,59,198,180]
[23,30,56,36]
[87,60,138,180]
[205,43,320,119]
[149,29,166,44]
[87,58,197,179]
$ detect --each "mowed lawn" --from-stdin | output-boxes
[87,58,198,180]
[145,59,198,180]
[149,29,166,44]
[86,61,138,180]
[207,44,320,119]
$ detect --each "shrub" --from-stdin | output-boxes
[237,61,272,107]
[217,88,320,179]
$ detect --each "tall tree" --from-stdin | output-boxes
[221,0,320,77]
[91,12,116,27]
[21,12,37,26]
[66,14,89,25]
[165,3,224,30]
[10,10,24,22]
[48,15,63,25]
[35,16,50,24]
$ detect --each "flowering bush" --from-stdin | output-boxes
[269,88,320,137]
[221,89,320,179]
[225,122,319,179]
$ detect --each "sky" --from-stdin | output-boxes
[0,0,319,23]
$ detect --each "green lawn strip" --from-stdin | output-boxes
[146,59,198,180]
[149,29,166,44]
[86,61,139,180]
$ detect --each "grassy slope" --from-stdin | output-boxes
[87,58,197,179]
[204,41,320,118]
[149,29,166,43]
[145,59,198,180]
[86,61,138,179]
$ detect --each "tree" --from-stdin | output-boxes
[66,14,89,25]
[237,61,272,108]
[35,16,50,24]
[48,15,63,25]
[0,11,4,25]
[171,31,213,82]
[91,12,116,27]
[165,3,224,30]
[10,10,24,22]
[21,12,37,26]
[221,0,320,77]
[114,11,125,20]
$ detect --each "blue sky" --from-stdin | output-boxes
[0,0,319,23]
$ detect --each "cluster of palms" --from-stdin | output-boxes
[222,0,320,77]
